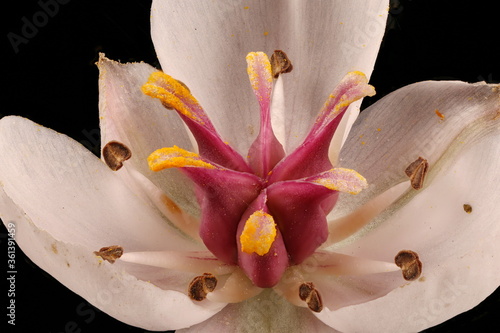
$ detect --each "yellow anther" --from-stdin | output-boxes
[141,71,204,124]
[240,210,277,256]
[148,146,216,172]
[312,168,368,194]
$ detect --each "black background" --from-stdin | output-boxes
[2,0,499,332]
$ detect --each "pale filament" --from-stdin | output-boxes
[328,103,361,165]
[119,250,235,276]
[269,74,286,149]
[323,180,411,247]
[207,269,263,303]
[273,267,308,308]
[274,251,402,309]
[301,251,400,276]
[124,166,201,242]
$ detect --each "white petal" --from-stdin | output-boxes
[335,81,500,218]
[317,112,500,331]
[98,55,200,216]
[0,189,223,330]
[151,0,388,153]
[178,290,338,333]
[0,116,199,251]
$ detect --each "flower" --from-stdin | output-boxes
[1,1,499,332]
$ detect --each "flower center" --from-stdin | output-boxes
[140,51,375,288]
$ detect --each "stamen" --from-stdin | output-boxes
[119,251,235,275]
[269,75,286,147]
[301,251,400,276]
[394,250,422,281]
[307,168,368,194]
[270,50,293,78]
[324,181,410,246]
[188,273,218,301]
[299,282,323,312]
[405,157,429,190]
[94,245,123,264]
[239,210,277,256]
[148,146,216,171]
[102,141,131,171]
[207,269,263,303]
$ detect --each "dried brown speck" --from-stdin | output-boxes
[299,282,323,312]
[405,157,429,190]
[102,141,132,171]
[188,273,217,301]
[51,243,58,254]
[395,250,422,281]
[94,245,124,264]
[270,50,293,78]
[463,204,473,214]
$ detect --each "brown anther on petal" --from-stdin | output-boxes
[271,50,293,78]
[299,282,323,312]
[463,204,473,214]
[405,157,429,190]
[94,245,123,263]
[102,141,132,171]
[395,250,422,281]
[188,273,218,301]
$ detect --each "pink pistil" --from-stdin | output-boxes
[146,54,373,288]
